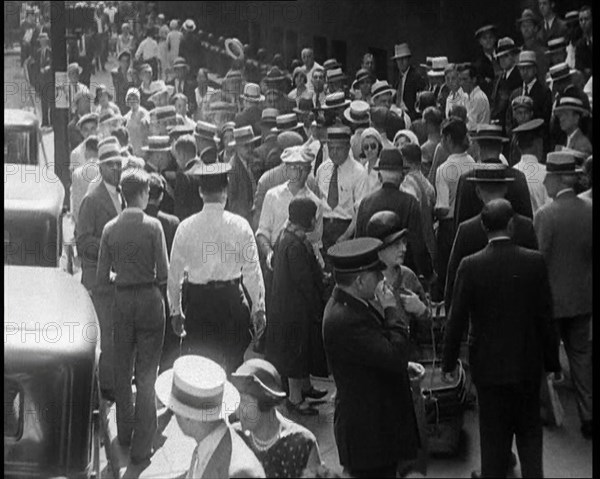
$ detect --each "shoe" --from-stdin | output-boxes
[471,452,517,478]
[581,421,592,439]
[301,386,328,400]
[286,399,319,416]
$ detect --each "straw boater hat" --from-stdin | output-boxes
[511,95,534,112]
[293,98,314,116]
[517,51,537,67]
[475,24,497,39]
[494,37,519,59]
[553,94,589,116]
[271,113,303,133]
[260,108,279,128]
[326,68,346,84]
[149,105,178,125]
[327,125,352,142]
[195,120,220,143]
[323,58,341,71]
[142,136,172,153]
[321,92,351,110]
[229,125,261,147]
[76,112,99,130]
[425,57,449,77]
[182,19,196,32]
[240,83,265,102]
[565,11,579,24]
[370,80,395,100]
[97,138,124,165]
[155,356,240,421]
[391,43,412,60]
[545,151,583,175]
[224,38,244,60]
[467,162,516,182]
[67,62,83,75]
[547,62,574,83]
[546,37,568,54]
[263,66,287,84]
[172,57,190,71]
[343,100,370,126]
[472,124,510,143]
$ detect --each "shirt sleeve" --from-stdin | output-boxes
[240,223,266,315]
[435,164,450,211]
[96,225,112,288]
[352,169,368,213]
[167,221,187,316]
[255,190,275,244]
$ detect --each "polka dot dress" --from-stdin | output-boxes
[234,419,317,478]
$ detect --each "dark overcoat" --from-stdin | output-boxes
[323,287,420,471]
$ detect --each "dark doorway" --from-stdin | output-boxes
[331,40,347,70]
[369,47,389,82]
[285,30,299,69]
[313,36,328,65]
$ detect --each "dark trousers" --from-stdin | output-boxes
[433,218,455,302]
[91,287,116,394]
[39,76,54,127]
[113,286,165,461]
[558,314,593,423]
[184,282,252,375]
[322,218,351,256]
[476,381,543,478]
[346,463,397,478]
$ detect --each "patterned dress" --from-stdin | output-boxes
[234,415,320,478]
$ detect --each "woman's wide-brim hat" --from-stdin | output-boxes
[155,356,240,422]
[230,359,287,402]
[366,211,408,247]
[225,38,245,60]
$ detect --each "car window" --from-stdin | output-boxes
[4,378,23,439]
[4,130,34,165]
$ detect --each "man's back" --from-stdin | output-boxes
[534,190,593,318]
[443,240,559,385]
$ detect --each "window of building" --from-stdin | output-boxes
[313,36,328,65]
[368,47,389,82]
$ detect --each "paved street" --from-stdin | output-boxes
[4,49,593,479]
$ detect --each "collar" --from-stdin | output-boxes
[545,15,556,26]
[505,65,516,78]
[525,77,537,90]
[333,286,370,309]
[567,128,580,143]
[488,236,511,244]
[556,188,574,198]
[519,154,539,164]
[104,181,118,195]
[285,181,309,195]
[484,51,493,62]
[122,206,144,214]
[202,202,226,212]
[382,181,400,189]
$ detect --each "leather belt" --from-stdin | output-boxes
[189,278,241,290]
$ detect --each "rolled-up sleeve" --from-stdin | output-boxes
[240,223,266,315]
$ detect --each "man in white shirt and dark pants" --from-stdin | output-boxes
[457,63,490,131]
[168,162,266,375]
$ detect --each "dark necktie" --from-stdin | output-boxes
[314,143,324,175]
[116,186,127,210]
[327,164,339,210]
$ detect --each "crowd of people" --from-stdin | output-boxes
[19,0,594,477]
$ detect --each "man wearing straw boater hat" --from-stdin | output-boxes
[76,137,126,401]
[516,8,550,80]
[422,56,448,99]
[442,198,560,479]
[321,91,351,126]
[235,83,265,136]
[351,68,376,103]
[392,42,426,121]
[227,126,262,223]
[149,104,178,135]
[96,167,169,467]
[155,356,265,477]
[167,162,266,375]
[323,237,419,478]
[534,150,593,441]
[553,91,592,157]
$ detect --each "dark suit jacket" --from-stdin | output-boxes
[445,213,538,311]
[234,105,263,136]
[395,66,427,120]
[534,189,593,318]
[76,181,119,291]
[473,51,497,100]
[33,46,52,92]
[442,240,560,385]
[323,287,419,470]
[491,67,522,128]
[541,17,568,43]
[355,183,433,278]
[453,168,533,230]
[227,154,256,224]
[506,79,553,135]
[145,204,180,256]
[167,78,197,112]
[575,37,593,79]
[171,164,204,221]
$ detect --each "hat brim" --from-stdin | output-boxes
[292,108,312,115]
[371,89,395,100]
[427,70,446,77]
[466,177,516,182]
[141,145,172,152]
[270,124,304,134]
[321,99,352,110]
[494,48,519,59]
[392,53,412,60]
[228,136,261,147]
[472,135,510,143]
[69,66,84,75]
[380,229,408,248]
[475,26,497,38]
[332,259,387,274]
[98,155,125,164]
[155,370,240,421]
[241,94,266,102]
[553,105,589,116]
[517,61,537,67]
[343,109,370,125]
[230,373,287,400]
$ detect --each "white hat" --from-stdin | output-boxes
[281,145,315,164]
[182,19,196,32]
[392,43,412,60]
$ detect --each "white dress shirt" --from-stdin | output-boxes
[445,88,467,118]
[435,152,476,218]
[513,154,550,213]
[316,157,368,220]
[167,202,265,316]
[464,86,491,131]
[522,78,537,97]
[135,37,159,61]
[304,61,323,93]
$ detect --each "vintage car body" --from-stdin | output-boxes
[4,109,65,267]
[4,266,100,479]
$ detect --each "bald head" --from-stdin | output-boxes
[481,199,514,234]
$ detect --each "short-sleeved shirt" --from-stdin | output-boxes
[435,152,476,218]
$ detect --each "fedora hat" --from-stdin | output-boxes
[172,57,189,70]
[371,80,395,100]
[426,57,449,77]
[141,135,172,153]
[553,94,589,116]
[98,139,124,164]
[326,67,346,83]
[229,125,261,147]
[472,124,510,142]
[545,151,583,174]
[392,43,412,60]
[224,38,244,60]
[467,163,515,182]
[494,37,519,59]
[155,356,240,421]
[374,148,407,171]
[195,120,220,142]
[517,51,537,67]
[292,98,314,115]
[366,211,408,247]
[343,100,370,125]
[182,19,196,32]
[271,113,303,133]
[240,83,265,102]
[516,9,540,26]
[327,238,387,274]
[230,359,287,402]
[67,62,83,75]
[511,95,534,111]
[321,92,351,110]
[546,37,568,53]
[323,58,341,71]
[260,108,279,127]
[475,24,497,38]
